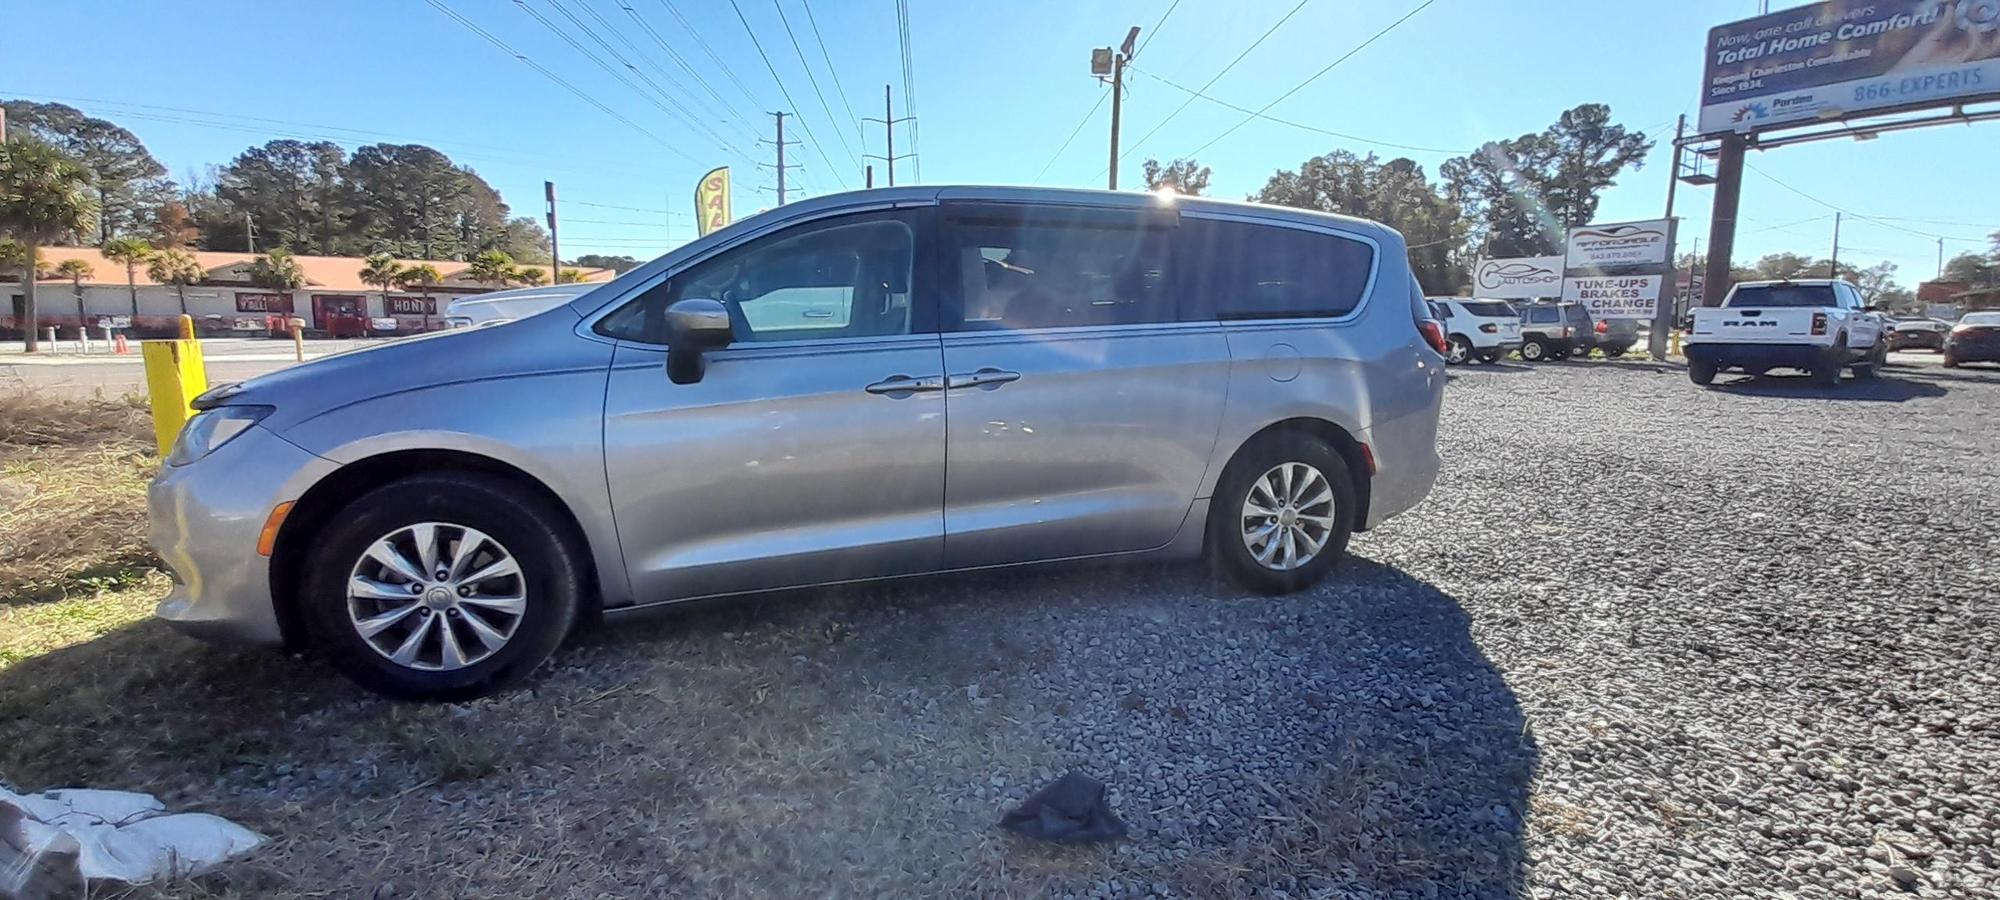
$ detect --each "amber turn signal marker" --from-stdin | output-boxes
[257,501,295,557]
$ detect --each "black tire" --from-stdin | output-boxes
[1446,335,1473,365]
[1520,338,1549,362]
[1207,433,1356,596]
[1477,351,1502,364]
[1602,346,1628,358]
[1688,359,1717,386]
[1943,353,1960,368]
[1809,360,1842,387]
[1853,342,1886,379]
[302,472,586,701]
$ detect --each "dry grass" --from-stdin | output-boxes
[0,390,158,604]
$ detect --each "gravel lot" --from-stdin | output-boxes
[4,357,1998,899]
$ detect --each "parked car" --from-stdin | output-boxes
[1683,279,1887,386]
[1944,311,2000,367]
[1884,317,1948,352]
[443,283,601,329]
[148,186,1447,699]
[1517,301,1591,361]
[1429,297,1522,364]
[1572,317,1640,358]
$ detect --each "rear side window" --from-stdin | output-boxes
[1529,307,1559,324]
[1462,301,1515,318]
[1179,218,1374,320]
[945,206,1174,330]
[1725,285,1838,308]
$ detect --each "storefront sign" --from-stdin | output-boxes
[1565,219,1671,270]
[386,296,435,315]
[1563,275,1665,319]
[1472,256,1566,299]
[235,292,292,314]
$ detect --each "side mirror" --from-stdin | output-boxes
[663,298,733,384]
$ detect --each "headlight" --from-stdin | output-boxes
[167,406,273,466]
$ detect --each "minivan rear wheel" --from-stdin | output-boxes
[1209,435,1355,595]
[302,472,584,701]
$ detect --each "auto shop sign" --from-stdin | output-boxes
[1471,255,1565,299]
[1565,219,1671,269]
[1563,274,1664,319]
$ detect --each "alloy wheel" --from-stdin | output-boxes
[1240,462,1337,571]
[346,522,526,671]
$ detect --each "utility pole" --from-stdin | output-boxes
[545,181,561,285]
[1937,237,1945,279]
[1829,211,1841,278]
[0,107,7,142]
[760,112,801,205]
[245,213,256,253]
[1652,114,1687,360]
[1098,26,1141,191]
[863,85,916,187]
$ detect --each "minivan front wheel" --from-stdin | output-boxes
[303,472,584,701]
[1209,435,1355,595]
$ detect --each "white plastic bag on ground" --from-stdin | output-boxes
[1,784,263,897]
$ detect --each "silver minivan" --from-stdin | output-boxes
[149,186,1446,699]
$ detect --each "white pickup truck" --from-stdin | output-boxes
[1683,279,1888,387]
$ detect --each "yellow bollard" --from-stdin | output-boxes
[289,317,305,362]
[1669,329,1683,358]
[177,314,195,340]
[142,338,209,456]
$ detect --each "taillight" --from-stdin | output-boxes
[1479,323,1497,334]
[1417,319,1448,355]
[1811,313,1828,335]
[1595,320,1608,334]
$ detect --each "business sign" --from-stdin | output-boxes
[234,292,292,314]
[385,296,435,315]
[695,166,732,237]
[1564,275,1665,319]
[1699,0,2000,134]
[1471,256,1566,299]
[1565,219,1672,270]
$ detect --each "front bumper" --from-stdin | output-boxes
[149,423,337,646]
[1684,341,1833,370]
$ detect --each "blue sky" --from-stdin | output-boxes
[4,0,1996,286]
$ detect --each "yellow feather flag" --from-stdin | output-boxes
[695,167,731,237]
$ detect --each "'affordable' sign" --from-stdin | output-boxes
[1565,219,1671,269]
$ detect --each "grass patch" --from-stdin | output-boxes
[0,390,158,605]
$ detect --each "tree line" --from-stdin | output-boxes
[1,99,552,263]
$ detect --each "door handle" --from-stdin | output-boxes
[865,374,945,394]
[946,368,1022,389]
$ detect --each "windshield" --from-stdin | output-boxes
[1726,284,1838,308]
[1462,301,1516,318]
[1962,312,2000,326]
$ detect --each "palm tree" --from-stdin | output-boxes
[54,258,93,337]
[464,250,516,287]
[101,237,153,317]
[0,139,98,352]
[511,265,548,287]
[147,248,204,316]
[359,252,405,295]
[247,247,306,293]
[395,262,442,330]
[557,267,586,284]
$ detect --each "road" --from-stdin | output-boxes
[0,337,396,398]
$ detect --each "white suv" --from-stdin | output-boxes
[1429,297,1524,364]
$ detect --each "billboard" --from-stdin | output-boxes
[1471,256,1565,299]
[1699,0,2000,134]
[1563,275,1666,319]
[1564,219,1672,269]
[695,166,732,237]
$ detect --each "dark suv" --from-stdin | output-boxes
[1517,301,1592,361]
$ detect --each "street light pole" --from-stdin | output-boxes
[1101,26,1140,191]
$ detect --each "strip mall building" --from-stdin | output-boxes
[3,247,615,338]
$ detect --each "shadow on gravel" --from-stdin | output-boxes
[0,556,1538,897]
[1709,373,1947,402]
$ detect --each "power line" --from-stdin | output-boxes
[1033,86,1110,184]
[656,0,765,109]
[1112,0,1312,175]
[1744,161,1986,242]
[770,0,860,170]
[617,2,757,136]
[1130,66,1470,154]
[1178,0,1439,160]
[424,0,698,164]
[726,0,849,187]
[895,0,919,181]
[800,0,864,138]
[1133,0,1183,57]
